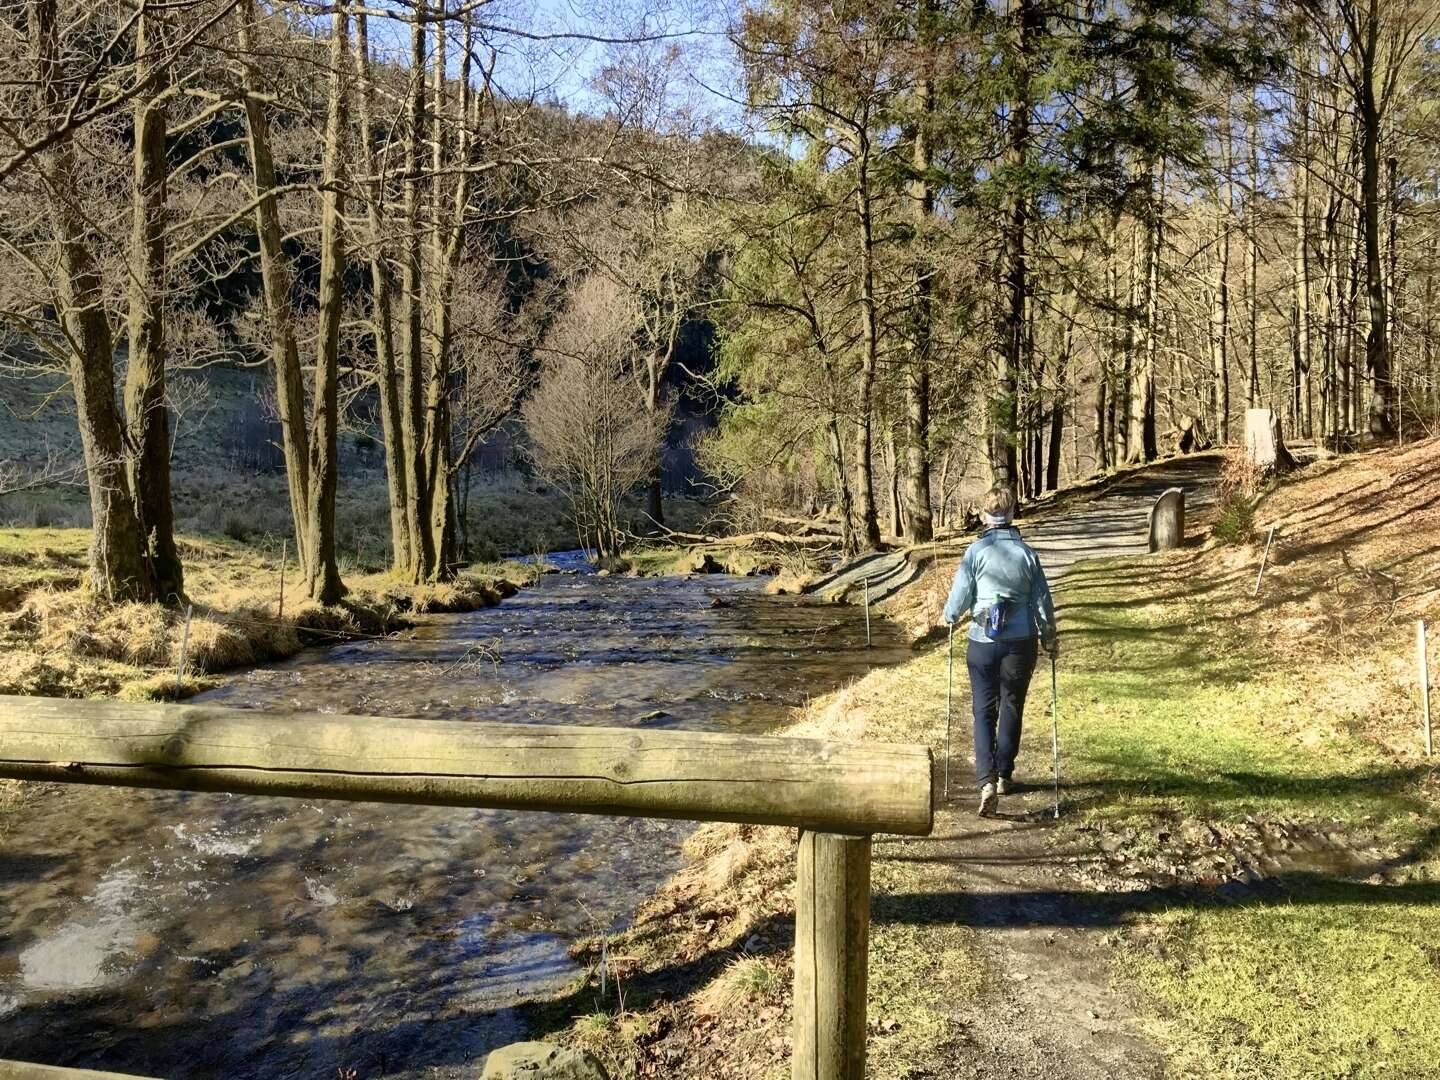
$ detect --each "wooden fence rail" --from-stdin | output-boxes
[0,695,934,1080]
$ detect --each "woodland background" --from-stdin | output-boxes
[1,0,1437,602]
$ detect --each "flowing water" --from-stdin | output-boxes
[0,566,911,1078]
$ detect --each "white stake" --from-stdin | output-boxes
[1419,619,1432,758]
[278,538,287,620]
[1253,525,1277,597]
[863,575,871,648]
[176,603,194,698]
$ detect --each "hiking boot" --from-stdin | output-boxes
[996,777,1015,796]
[978,782,998,817]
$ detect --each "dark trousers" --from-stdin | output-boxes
[966,637,1039,788]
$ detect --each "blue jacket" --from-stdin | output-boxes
[942,526,1057,645]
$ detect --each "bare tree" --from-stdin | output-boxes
[523,276,668,558]
[20,0,153,602]
[1298,0,1440,435]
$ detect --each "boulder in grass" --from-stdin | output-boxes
[480,1042,609,1080]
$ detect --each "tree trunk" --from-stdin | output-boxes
[400,1,433,580]
[31,0,153,604]
[417,15,474,580]
[1117,217,1138,464]
[421,11,452,579]
[1047,297,1070,491]
[1126,159,1162,463]
[1246,95,1261,410]
[1294,86,1313,439]
[1211,115,1232,444]
[901,10,934,541]
[1210,206,1231,445]
[124,6,183,603]
[1344,169,1363,431]
[991,6,1033,488]
[239,0,311,570]
[1092,358,1109,473]
[645,356,666,530]
[1358,14,1393,435]
[853,148,882,550]
[826,413,856,556]
[305,1,349,605]
[355,14,411,574]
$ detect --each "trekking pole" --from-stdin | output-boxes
[1049,652,1061,820]
[863,576,872,648]
[944,622,954,800]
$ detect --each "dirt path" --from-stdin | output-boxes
[874,457,1221,1079]
[805,456,1221,607]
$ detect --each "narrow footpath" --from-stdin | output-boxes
[879,457,1221,1080]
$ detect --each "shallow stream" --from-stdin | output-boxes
[0,567,910,1078]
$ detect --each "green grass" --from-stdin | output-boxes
[1055,557,1429,835]
[1121,889,1440,1079]
[826,549,1439,1080]
[1052,556,1440,1079]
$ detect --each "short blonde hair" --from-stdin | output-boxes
[982,484,1017,521]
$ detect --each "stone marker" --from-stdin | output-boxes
[1148,487,1185,553]
[480,1042,608,1080]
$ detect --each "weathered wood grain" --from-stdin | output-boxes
[0,696,933,835]
[792,831,871,1080]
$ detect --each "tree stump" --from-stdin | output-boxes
[1167,415,1211,455]
[1148,487,1185,553]
[1244,409,1296,475]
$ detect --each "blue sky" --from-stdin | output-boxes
[480,0,746,127]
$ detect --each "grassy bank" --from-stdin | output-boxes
[546,440,1440,1079]
[0,526,538,702]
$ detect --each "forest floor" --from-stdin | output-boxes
[543,438,1440,1080]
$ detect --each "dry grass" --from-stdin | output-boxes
[0,530,534,702]
[877,553,959,641]
[695,955,784,1016]
[1203,436,1440,757]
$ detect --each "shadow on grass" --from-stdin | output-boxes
[870,871,1440,931]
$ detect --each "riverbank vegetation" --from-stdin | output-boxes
[548,439,1440,1079]
[0,525,537,702]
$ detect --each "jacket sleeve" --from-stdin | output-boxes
[1031,556,1057,646]
[942,547,976,626]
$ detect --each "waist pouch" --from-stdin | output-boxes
[981,599,1010,640]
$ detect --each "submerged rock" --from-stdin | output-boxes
[480,1042,609,1080]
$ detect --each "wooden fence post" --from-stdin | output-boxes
[793,831,871,1080]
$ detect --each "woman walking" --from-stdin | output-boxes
[942,484,1059,817]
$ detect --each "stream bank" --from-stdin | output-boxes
[0,567,910,1079]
